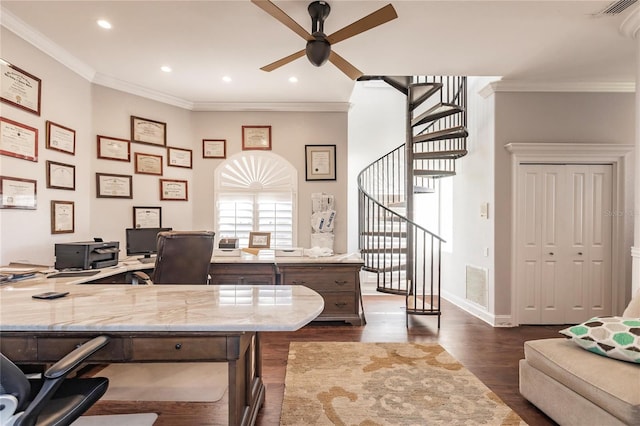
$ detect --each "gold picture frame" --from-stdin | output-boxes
[248,232,271,248]
[134,152,163,175]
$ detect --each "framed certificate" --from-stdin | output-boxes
[134,152,163,175]
[97,135,130,162]
[0,117,38,162]
[46,121,75,155]
[96,173,133,199]
[0,176,36,209]
[167,146,192,168]
[248,232,271,248]
[0,60,41,116]
[242,125,271,150]
[203,139,226,158]
[160,179,188,201]
[46,160,75,190]
[133,206,162,228]
[305,144,336,181]
[51,200,74,234]
[131,115,166,147]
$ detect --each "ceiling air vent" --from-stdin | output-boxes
[597,0,637,15]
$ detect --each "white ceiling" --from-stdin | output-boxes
[1,1,637,109]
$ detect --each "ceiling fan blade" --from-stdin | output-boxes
[328,51,363,80]
[326,4,398,45]
[260,49,306,72]
[251,0,313,41]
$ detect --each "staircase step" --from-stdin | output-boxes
[413,126,468,144]
[414,186,435,194]
[413,149,468,160]
[361,231,408,237]
[411,103,464,127]
[409,83,443,111]
[413,170,456,178]
[361,248,408,254]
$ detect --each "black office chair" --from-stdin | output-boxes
[0,335,110,426]
[134,231,215,284]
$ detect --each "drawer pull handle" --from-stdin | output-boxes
[175,343,182,350]
[292,280,306,285]
[334,280,348,285]
[334,302,347,308]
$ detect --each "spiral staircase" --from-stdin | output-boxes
[357,76,468,328]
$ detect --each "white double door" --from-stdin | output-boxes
[516,164,613,324]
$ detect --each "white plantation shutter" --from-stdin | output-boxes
[215,152,297,249]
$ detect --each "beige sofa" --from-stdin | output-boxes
[519,293,640,425]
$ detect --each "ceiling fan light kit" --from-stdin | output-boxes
[252,0,398,79]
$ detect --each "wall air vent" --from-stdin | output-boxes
[597,0,637,15]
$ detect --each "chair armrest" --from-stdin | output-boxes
[132,271,152,285]
[44,335,110,380]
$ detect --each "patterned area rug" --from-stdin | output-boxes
[280,342,526,425]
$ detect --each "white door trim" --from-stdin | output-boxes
[505,143,634,326]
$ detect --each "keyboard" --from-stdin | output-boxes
[47,270,100,279]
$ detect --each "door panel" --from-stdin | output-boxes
[517,164,612,324]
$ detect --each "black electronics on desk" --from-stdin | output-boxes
[54,241,120,270]
[125,227,172,263]
[219,238,239,249]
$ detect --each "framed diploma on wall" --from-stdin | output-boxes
[51,200,74,234]
[96,173,133,199]
[134,152,163,175]
[97,135,130,162]
[131,115,166,147]
[167,146,192,168]
[0,176,36,209]
[242,126,271,150]
[203,139,226,159]
[0,117,38,162]
[133,206,162,228]
[305,144,336,181]
[46,121,75,155]
[46,160,75,190]
[0,60,41,116]
[160,179,188,201]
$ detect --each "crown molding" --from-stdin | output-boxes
[1,7,96,81]
[621,5,640,38]
[479,80,636,98]
[191,102,351,112]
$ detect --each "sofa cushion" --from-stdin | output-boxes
[524,338,640,425]
[559,316,640,364]
[623,289,640,317]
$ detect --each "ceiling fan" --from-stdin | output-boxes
[251,0,398,80]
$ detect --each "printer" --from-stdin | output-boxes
[54,241,120,270]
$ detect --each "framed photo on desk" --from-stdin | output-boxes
[248,232,271,249]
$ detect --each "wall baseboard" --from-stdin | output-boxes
[442,291,515,327]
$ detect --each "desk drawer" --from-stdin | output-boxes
[280,269,356,292]
[319,292,357,316]
[0,337,37,362]
[130,337,228,361]
[37,337,125,362]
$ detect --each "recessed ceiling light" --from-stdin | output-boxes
[161,66,172,73]
[97,19,112,29]
[222,76,232,83]
[288,76,298,83]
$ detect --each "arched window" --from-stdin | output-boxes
[214,151,297,249]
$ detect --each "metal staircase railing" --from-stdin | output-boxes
[357,75,468,328]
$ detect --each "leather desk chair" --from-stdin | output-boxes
[0,336,110,426]
[134,231,215,285]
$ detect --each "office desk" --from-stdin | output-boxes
[0,283,324,426]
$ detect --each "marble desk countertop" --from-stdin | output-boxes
[0,283,324,333]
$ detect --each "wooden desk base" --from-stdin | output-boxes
[1,331,264,426]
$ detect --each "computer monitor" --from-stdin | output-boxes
[125,227,172,262]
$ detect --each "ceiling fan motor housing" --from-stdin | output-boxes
[306,35,331,66]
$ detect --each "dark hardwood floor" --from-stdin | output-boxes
[85,295,563,425]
